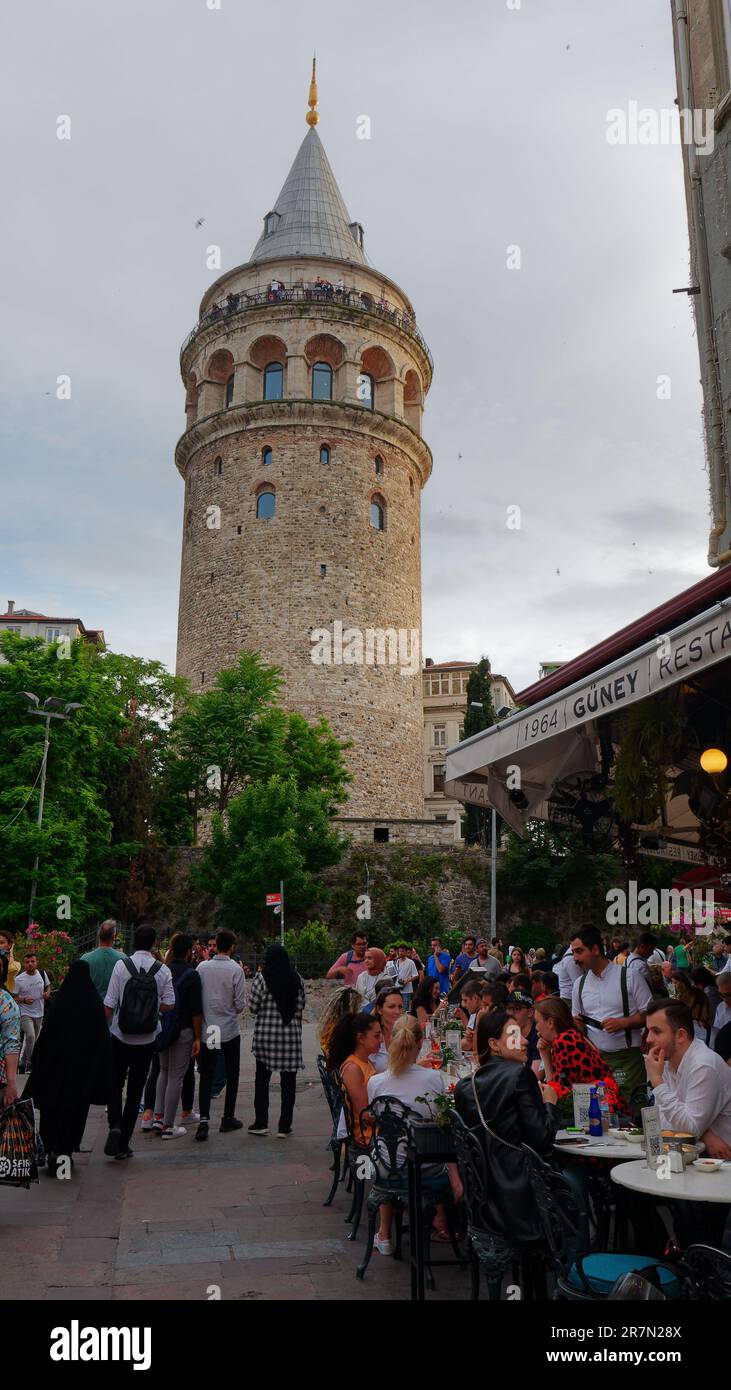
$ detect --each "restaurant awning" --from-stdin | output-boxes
[445,594,731,835]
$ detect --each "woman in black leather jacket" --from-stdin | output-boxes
[454,1009,560,1244]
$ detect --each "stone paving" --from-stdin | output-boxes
[0,1019,471,1302]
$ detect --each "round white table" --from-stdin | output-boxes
[554,1136,645,1161]
[611,1159,731,1203]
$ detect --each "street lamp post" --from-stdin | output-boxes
[469,701,497,944]
[19,693,82,925]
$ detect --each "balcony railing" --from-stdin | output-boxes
[180,281,433,372]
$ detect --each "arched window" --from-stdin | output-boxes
[320,445,330,464]
[225,374,235,407]
[214,456,223,477]
[358,372,374,409]
[375,455,384,475]
[263,362,283,400]
[312,361,333,401]
[370,496,386,531]
[262,446,273,466]
[256,489,276,520]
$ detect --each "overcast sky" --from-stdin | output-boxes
[0,0,709,695]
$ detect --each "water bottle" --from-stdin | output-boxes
[588,1085,603,1138]
[597,1082,610,1136]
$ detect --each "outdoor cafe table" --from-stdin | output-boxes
[611,1159,731,1202]
[554,1133,647,1161]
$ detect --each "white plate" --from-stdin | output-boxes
[692,1158,723,1173]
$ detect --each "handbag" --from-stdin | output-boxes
[0,1098,40,1188]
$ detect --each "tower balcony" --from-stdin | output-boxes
[180,281,433,378]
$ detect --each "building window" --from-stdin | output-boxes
[186,509,192,528]
[370,496,385,531]
[264,211,280,236]
[201,672,205,684]
[375,455,384,475]
[312,362,333,401]
[214,456,222,476]
[320,445,330,464]
[435,814,448,823]
[409,477,414,496]
[46,628,61,642]
[433,764,446,794]
[263,362,283,400]
[374,826,389,843]
[433,724,446,748]
[358,372,374,409]
[262,446,273,466]
[256,489,276,519]
[225,374,235,407]
[5,625,21,634]
[320,564,327,577]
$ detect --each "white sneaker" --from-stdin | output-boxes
[160,1126,187,1140]
[374,1235,394,1256]
[181,1112,200,1123]
[140,1118,155,1132]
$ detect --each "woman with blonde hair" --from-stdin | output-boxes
[366,1015,458,1254]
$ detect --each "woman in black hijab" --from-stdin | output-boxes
[248,945,305,1137]
[24,959,115,1175]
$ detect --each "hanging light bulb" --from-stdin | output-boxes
[700,747,728,774]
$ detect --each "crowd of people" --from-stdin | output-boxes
[0,923,308,1172]
[319,926,731,1266]
[196,279,415,332]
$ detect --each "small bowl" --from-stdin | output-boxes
[692,1158,723,1173]
[624,1130,644,1144]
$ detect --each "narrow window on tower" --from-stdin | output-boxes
[320,445,330,464]
[373,826,389,843]
[256,488,276,519]
[262,446,273,466]
[225,374,235,407]
[214,456,223,476]
[375,455,383,475]
[358,372,374,410]
[320,564,327,577]
[263,362,283,401]
[409,477,414,496]
[312,361,333,401]
[370,495,386,531]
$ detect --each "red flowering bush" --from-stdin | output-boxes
[23,924,74,987]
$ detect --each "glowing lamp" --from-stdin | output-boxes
[700,747,728,774]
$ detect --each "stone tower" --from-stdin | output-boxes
[175,67,433,824]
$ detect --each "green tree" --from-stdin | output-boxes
[497,820,620,931]
[195,775,348,933]
[461,657,495,845]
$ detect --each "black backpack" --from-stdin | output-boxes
[118,957,162,1035]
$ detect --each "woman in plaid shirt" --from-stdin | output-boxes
[248,945,306,1137]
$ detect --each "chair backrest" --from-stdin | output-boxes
[362,1094,418,1182]
[316,1053,342,1131]
[334,1067,358,1144]
[520,1143,585,1273]
[683,1243,731,1300]
[449,1110,493,1232]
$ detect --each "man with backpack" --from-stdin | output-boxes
[326,931,368,989]
[103,925,175,1160]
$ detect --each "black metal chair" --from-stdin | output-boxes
[356,1096,461,1283]
[333,1069,368,1241]
[521,1143,687,1300]
[450,1111,520,1300]
[316,1054,347,1207]
[680,1243,731,1300]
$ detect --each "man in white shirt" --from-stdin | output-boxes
[103,925,175,1159]
[626,932,663,988]
[645,998,731,1157]
[571,925,652,1110]
[15,952,50,1073]
[555,945,581,1002]
[196,928,246,1141]
[390,945,418,1010]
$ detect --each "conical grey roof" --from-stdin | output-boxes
[249,126,367,265]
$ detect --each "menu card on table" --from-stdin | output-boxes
[572,1084,592,1132]
[641,1105,663,1170]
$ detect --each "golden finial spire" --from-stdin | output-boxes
[306,55,319,126]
